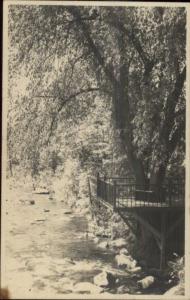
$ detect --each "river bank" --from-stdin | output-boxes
[2,180,180,298]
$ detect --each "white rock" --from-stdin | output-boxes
[70,261,96,272]
[73,282,103,294]
[129,266,142,273]
[115,254,136,269]
[137,276,155,289]
[119,248,129,255]
[110,238,127,248]
[117,285,130,294]
[98,241,109,249]
[93,271,115,287]
[94,237,99,244]
[178,270,184,281]
[130,259,137,269]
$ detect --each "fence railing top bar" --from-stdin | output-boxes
[98,176,135,179]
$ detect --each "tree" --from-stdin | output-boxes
[8,5,186,186]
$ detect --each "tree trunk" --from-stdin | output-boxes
[150,164,167,186]
[113,80,146,186]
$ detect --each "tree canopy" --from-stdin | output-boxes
[8,5,186,185]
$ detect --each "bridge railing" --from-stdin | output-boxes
[96,175,185,209]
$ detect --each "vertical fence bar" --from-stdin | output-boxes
[113,181,116,211]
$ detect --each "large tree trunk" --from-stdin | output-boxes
[113,79,146,186]
[149,164,167,186]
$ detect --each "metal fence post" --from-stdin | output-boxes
[113,181,117,211]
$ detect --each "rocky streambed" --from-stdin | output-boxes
[2,184,173,298]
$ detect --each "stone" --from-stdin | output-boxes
[117,285,130,294]
[33,188,49,194]
[129,266,142,274]
[30,200,35,205]
[115,254,136,269]
[93,271,115,287]
[119,248,129,255]
[178,270,184,282]
[63,210,72,214]
[98,241,109,249]
[110,238,127,248]
[73,282,103,294]
[70,261,96,272]
[93,237,100,244]
[137,276,155,289]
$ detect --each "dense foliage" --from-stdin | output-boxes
[7,5,186,187]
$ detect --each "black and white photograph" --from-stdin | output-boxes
[1,1,190,299]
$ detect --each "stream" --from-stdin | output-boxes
[2,184,169,298]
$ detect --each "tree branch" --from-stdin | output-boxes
[108,16,155,74]
[67,7,117,85]
[46,87,99,143]
[162,66,186,142]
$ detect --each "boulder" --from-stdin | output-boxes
[129,266,142,274]
[137,276,155,289]
[30,200,35,205]
[98,241,109,249]
[119,248,129,255]
[117,285,130,294]
[93,271,115,287]
[73,282,103,294]
[115,254,137,269]
[110,238,127,248]
[93,237,99,244]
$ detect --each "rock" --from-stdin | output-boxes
[70,261,96,272]
[164,284,184,296]
[110,238,127,248]
[98,241,109,249]
[93,271,115,287]
[178,270,184,282]
[63,210,72,214]
[30,200,35,205]
[115,254,136,269]
[73,282,103,294]
[119,248,129,255]
[93,237,99,244]
[95,228,106,237]
[129,266,142,274]
[33,188,49,194]
[44,209,50,213]
[117,285,130,294]
[137,276,155,289]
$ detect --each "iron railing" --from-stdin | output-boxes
[97,175,185,209]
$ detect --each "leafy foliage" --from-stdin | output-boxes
[7,5,186,186]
